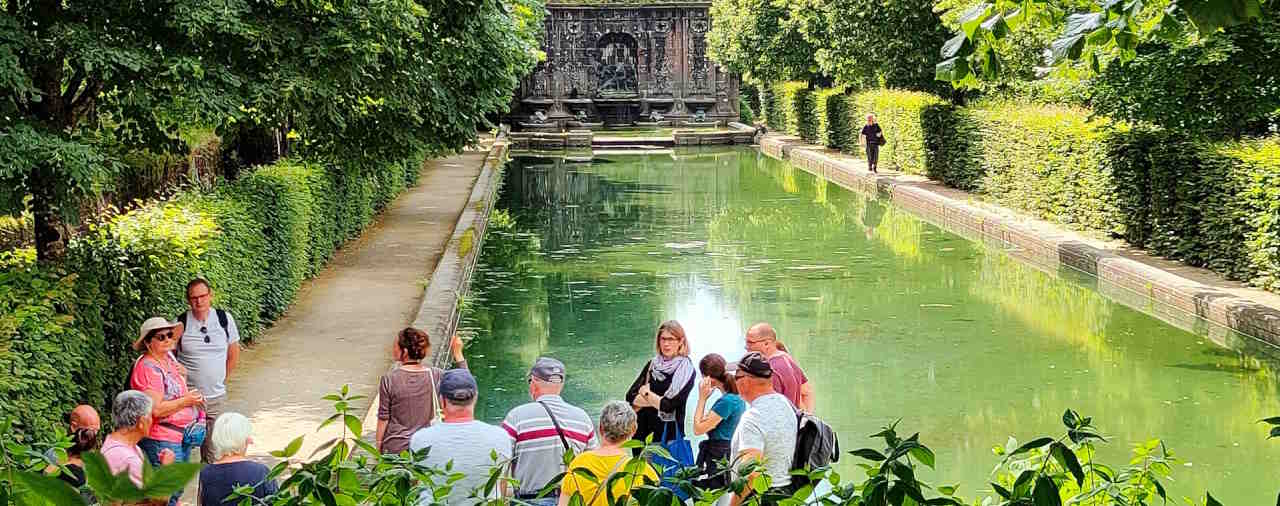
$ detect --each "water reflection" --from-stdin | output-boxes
[460,148,1280,504]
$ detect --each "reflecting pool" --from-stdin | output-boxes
[458,148,1280,503]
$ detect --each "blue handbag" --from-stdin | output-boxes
[652,420,695,500]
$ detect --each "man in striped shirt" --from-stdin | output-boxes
[502,357,598,504]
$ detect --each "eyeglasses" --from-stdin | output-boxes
[201,326,210,344]
[659,336,682,343]
[187,291,211,302]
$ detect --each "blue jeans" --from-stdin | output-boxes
[517,497,558,506]
[138,438,195,506]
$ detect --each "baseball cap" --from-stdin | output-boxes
[133,317,182,351]
[736,352,773,378]
[528,357,566,383]
[438,369,479,402]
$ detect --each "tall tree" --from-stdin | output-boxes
[814,0,956,95]
[0,0,542,262]
[708,0,824,84]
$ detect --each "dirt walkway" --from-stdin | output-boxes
[219,150,488,460]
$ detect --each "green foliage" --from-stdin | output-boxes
[1109,132,1280,291]
[823,91,857,151]
[0,254,105,440]
[0,155,421,443]
[761,85,785,132]
[739,96,757,125]
[708,0,825,83]
[935,0,1269,87]
[794,89,820,143]
[818,0,956,95]
[851,90,947,175]
[1,0,541,262]
[1090,15,1280,139]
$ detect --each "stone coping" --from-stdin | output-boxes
[412,136,511,367]
[760,133,1280,351]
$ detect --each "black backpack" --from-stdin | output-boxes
[790,411,840,488]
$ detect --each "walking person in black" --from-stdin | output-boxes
[860,114,885,173]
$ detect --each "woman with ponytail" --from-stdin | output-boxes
[375,327,468,454]
[691,353,745,490]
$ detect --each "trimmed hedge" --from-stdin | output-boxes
[2,154,423,440]
[850,89,945,175]
[739,96,756,124]
[923,101,1121,233]
[820,90,855,150]
[761,85,784,131]
[1110,133,1280,290]
[776,82,809,137]
[762,80,1280,295]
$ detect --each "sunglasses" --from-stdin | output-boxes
[201,326,210,344]
[152,331,175,342]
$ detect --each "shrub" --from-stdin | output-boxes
[777,82,809,136]
[819,89,854,150]
[1110,132,1280,290]
[739,95,756,124]
[850,89,946,175]
[3,154,423,442]
[0,250,106,439]
[761,84,784,131]
[793,88,819,143]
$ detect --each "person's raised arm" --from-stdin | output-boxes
[449,334,468,369]
[800,381,816,414]
[692,378,722,436]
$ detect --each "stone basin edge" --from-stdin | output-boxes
[759,132,1280,352]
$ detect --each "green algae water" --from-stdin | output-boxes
[459,148,1280,503]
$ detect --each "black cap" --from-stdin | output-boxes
[736,352,773,378]
[439,369,479,402]
[529,357,566,383]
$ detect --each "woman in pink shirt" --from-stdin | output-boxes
[102,390,174,488]
[130,317,205,505]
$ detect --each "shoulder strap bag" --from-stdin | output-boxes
[425,367,443,426]
[536,400,572,453]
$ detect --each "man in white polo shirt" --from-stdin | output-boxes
[502,357,598,505]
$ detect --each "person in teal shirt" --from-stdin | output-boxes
[693,354,747,489]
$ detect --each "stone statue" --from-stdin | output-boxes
[531,110,548,124]
[574,109,589,122]
[648,110,665,122]
[693,109,707,122]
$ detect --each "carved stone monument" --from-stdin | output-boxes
[509,1,740,129]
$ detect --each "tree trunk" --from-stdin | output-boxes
[31,179,67,263]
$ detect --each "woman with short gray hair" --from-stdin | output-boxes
[198,412,278,506]
[558,401,659,506]
[102,390,173,487]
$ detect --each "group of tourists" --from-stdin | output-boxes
[47,278,274,506]
[45,277,829,506]
[374,319,821,506]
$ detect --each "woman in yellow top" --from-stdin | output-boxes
[559,401,659,506]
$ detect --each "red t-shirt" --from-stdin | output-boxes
[130,353,197,442]
[767,353,808,409]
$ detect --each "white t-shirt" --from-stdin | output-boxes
[730,392,798,488]
[410,420,513,505]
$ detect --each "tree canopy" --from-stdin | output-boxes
[0,0,543,262]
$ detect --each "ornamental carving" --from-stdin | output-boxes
[510,2,739,127]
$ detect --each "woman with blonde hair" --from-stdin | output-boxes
[624,320,695,446]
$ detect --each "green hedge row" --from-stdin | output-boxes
[763,81,1280,296]
[1,155,423,441]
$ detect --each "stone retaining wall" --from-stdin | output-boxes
[413,137,511,366]
[761,133,1280,350]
